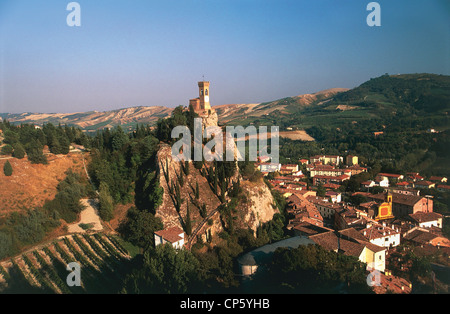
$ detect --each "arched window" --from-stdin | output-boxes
[205,89,208,96]
[200,89,203,96]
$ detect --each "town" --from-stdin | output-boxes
[153,151,449,293]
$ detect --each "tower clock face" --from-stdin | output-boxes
[204,96,209,102]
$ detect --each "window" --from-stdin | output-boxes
[205,89,208,96]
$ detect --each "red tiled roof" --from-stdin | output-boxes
[378,173,402,178]
[409,211,442,223]
[154,226,185,243]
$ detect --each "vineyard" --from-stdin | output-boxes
[0,233,132,294]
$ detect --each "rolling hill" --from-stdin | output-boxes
[0,106,173,132]
[1,73,449,134]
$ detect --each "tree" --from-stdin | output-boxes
[98,182,114,221]
[118,207,163,250]
[12,143,26,159]
[316,183,326,197]
[1,144,13,155]
[195,182,200,200]
[185,202,192,236]
[120,243,201,294]
[3,160,13,176]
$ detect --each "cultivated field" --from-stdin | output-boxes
[0,233,131,294]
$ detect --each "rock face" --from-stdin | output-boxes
[233,180,278,233]
[200,109,219,130]
[154,110,277,247]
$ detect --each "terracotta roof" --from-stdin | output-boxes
[429,176,446,181]
[415,180,434,186]
[378,173,402,178]
[293,222,333,235]
[361,223,400,240]
[339,228,368,242]
[154,226,185,243]
[409,211,442,223]
[369,192,424,207]
[403,229,438,244]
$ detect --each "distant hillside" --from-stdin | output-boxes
[297,73,450,129]
[1,74,448,134]
[0,106,173,132]
[215,88,349,126]
[0,88,348,132]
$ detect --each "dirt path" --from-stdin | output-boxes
[67,199,103,233]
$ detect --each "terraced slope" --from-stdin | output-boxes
[0,233,131,294]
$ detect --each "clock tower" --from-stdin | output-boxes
[198,81,211,111]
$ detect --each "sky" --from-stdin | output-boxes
[0,0,449,114]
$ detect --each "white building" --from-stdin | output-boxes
[259,163,281,173]
[375,176,389,188]
[408,212,443,229]
[154,226,186,250]
[361,222,400,248]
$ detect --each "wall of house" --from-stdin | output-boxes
[370,233,400,248]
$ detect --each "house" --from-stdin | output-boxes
[308,164,351,178]
[403,227,450,248]
[359,222,401,248]
[408,212,443,229]
[334,207,369,231]
[406,173,424,182]
[323,183,341,190]
[377,173,404,180]
[437,185,450,193]
[299,159,309,165]
[395,181,414,189]
[258,155,271,163]
[313,174,350,186]
[429,176,447,183]
[391,186,419,196]
[367,192,433,217]
[325,191,342,203]
[346,155,359,166]
[307,196,345,220]
[375,176,389,188]
[259,163,281,173]
[309,230,386,272]
[346,164,367,176]
[414,180,435,189]
[309,155,343,166]
[154,226,186,250]
[291,170,304,177]
[279,164,299,174]
[361,180,376,189]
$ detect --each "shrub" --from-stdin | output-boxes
[3,160,13,176]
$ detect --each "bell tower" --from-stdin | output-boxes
[198,81,211,111]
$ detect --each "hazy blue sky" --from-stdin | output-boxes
[0,0,449,114]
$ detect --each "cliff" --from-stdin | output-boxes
[154,110,278,247]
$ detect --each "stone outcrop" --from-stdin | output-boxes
[154,109,277,247]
